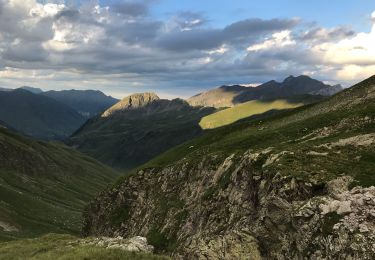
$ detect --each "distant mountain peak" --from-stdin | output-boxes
[188,75,343,108]
[19,86,43,94]
[42,89,119,118]
[284,75,295,81]
[102,92,160,117]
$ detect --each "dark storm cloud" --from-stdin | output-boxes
[155,29,223,51]
[300,26,355,43]
[55,9,80,21]
[112,1,149,17]
[156,18,299,51]
[3,41,48,62]
[170,11,208,30]
[224,18,299,38]
[108,20,163,44]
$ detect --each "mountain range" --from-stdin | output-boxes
[188,75,343,108]
[1,74,374,259]
[42,90,118,118]
[0,89,85,140]
[69,76,337,169]
[0,88,118,139]
[83,75,375,259]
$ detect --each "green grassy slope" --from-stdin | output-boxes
[0,128,119,241]
[199,99,304,129]
[0,234,169,260]
[140,76,375,186]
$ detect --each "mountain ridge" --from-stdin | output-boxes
[188,75,343,108]
[42,89,118,118]
[0,89,86,140]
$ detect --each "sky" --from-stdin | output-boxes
[0,0,375,99]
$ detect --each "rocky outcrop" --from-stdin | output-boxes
[70,236,154,253]
[102,92,159,117]
[82,147,375,259]
[310,84,343,96]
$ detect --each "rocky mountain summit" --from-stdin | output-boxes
[83,76,375,259]
[102,92,160,117]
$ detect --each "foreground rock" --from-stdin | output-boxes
[82,148,375,259]
[70,236,154,253]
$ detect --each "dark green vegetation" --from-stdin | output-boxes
[0,89,85,140]
[0,127,118,241]
[188,75,342,108]
[69,94,215,170]
[0,234,169,260]
[42,90,118,118]
[145,75,375,186]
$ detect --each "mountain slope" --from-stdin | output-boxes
[199,95,324,129]
[69,93,215,170]
[42,90,118,118]
[0,89,85,140]
[188,75,343,108]
[83,76,375,259]
[0,127,118,241]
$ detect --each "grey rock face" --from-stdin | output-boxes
[83,149,375,259]
[102,92,160,117]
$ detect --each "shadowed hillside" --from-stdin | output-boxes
[0,127,118,241]
[42,90,118,118]
[69,93,215,170]
[0,89,85,140]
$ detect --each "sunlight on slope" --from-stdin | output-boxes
[199,99,303,129]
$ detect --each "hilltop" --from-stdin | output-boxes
[102,92,159,117]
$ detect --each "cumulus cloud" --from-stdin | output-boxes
[0,0,374,96]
